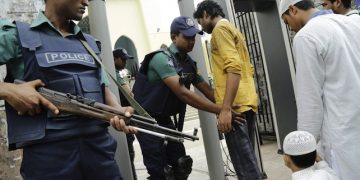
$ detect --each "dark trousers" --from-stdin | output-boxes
[127,134,137,180]
[225,110,262,180]
[21,131,122,180]
[136,116,186,180]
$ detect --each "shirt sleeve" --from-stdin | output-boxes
[101,68,110,86]
[192,70,205,85]
[148,53,177,81]
[293,34,325,141]
[0,20,22,65]
[212,24,243,74]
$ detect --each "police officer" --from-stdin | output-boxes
[0,0,135,179]
[113,48,138,180]
[133,16,244,180]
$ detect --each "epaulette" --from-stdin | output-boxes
[0,19,16,31]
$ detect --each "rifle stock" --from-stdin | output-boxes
[14,80,199,143]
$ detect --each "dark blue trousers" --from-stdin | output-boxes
[136,116,185,180]
[225,110,262,180]
[126,134,137,180]
[20,130,122,180]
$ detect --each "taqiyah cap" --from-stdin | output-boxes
[279,0,303,16]
[283,130,316,156]
[170,16,203,36]
[113,48,134,60]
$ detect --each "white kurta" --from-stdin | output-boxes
[293,14,360,180]
[292,161,340,180]
[345,9,359,16]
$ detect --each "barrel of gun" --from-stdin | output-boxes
[130,118,199,141]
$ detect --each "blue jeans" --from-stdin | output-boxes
[21,130,122,180]
[225,110,262,180]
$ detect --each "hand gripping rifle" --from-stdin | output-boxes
[15,80,199,143]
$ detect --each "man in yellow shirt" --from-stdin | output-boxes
[194,1,262,179]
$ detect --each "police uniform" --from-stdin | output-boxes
[0,13,122,179]
[133,43,203,180]
[116,69,138,180]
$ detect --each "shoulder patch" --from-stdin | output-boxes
[0,19,16,31]
[167,59,174,67]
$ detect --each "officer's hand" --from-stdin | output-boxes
[110,106,137,134]
[4,80,59,116]
[231,110,246,125]
[218,107,232,133]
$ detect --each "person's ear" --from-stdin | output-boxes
[202,11,207,19]
[288,5,298,16]
[283,154,292,168]
[171,34,177,42]
[334,0,342,8]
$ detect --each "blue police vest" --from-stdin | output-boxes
[132,49,197,117]
[5,21,106,150]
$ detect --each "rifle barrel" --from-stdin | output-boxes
[135,127,184,143]
[13,79,199,142]
[130,117,199,141]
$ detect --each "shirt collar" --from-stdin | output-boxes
[310,9,333,20]
[30,12,83,37]
[292,166,315,180]
[214,18,228,28]
[345,9,360,16]
[168,43,189,62]
[168,43,179,54]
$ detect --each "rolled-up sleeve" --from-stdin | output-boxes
[0,21,22,65]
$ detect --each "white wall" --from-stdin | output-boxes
[106,0,151,62]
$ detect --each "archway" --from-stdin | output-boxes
[114,36,139,77]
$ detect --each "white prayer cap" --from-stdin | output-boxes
[278,0,302,16]
[283,130,316,156]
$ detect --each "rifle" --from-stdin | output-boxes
[14,80,199,143]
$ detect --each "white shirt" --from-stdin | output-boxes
[292,161,339,180]
[345,9,359,16]
[293,14,360,180]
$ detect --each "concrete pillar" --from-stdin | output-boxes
[178,1,225,180]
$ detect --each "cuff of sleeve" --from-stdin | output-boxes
[224,67,242,75]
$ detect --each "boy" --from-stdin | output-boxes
[283,131,339,180]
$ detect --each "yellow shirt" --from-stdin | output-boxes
[211,19,258,113]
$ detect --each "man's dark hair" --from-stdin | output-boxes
[289,150,316,169]
[328,0,352,8]
[283,0,315,15]
[193,0,225,19]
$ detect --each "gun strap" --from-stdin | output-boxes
[79,39,152,118]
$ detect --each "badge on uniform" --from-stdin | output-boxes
[167,59,174,67]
